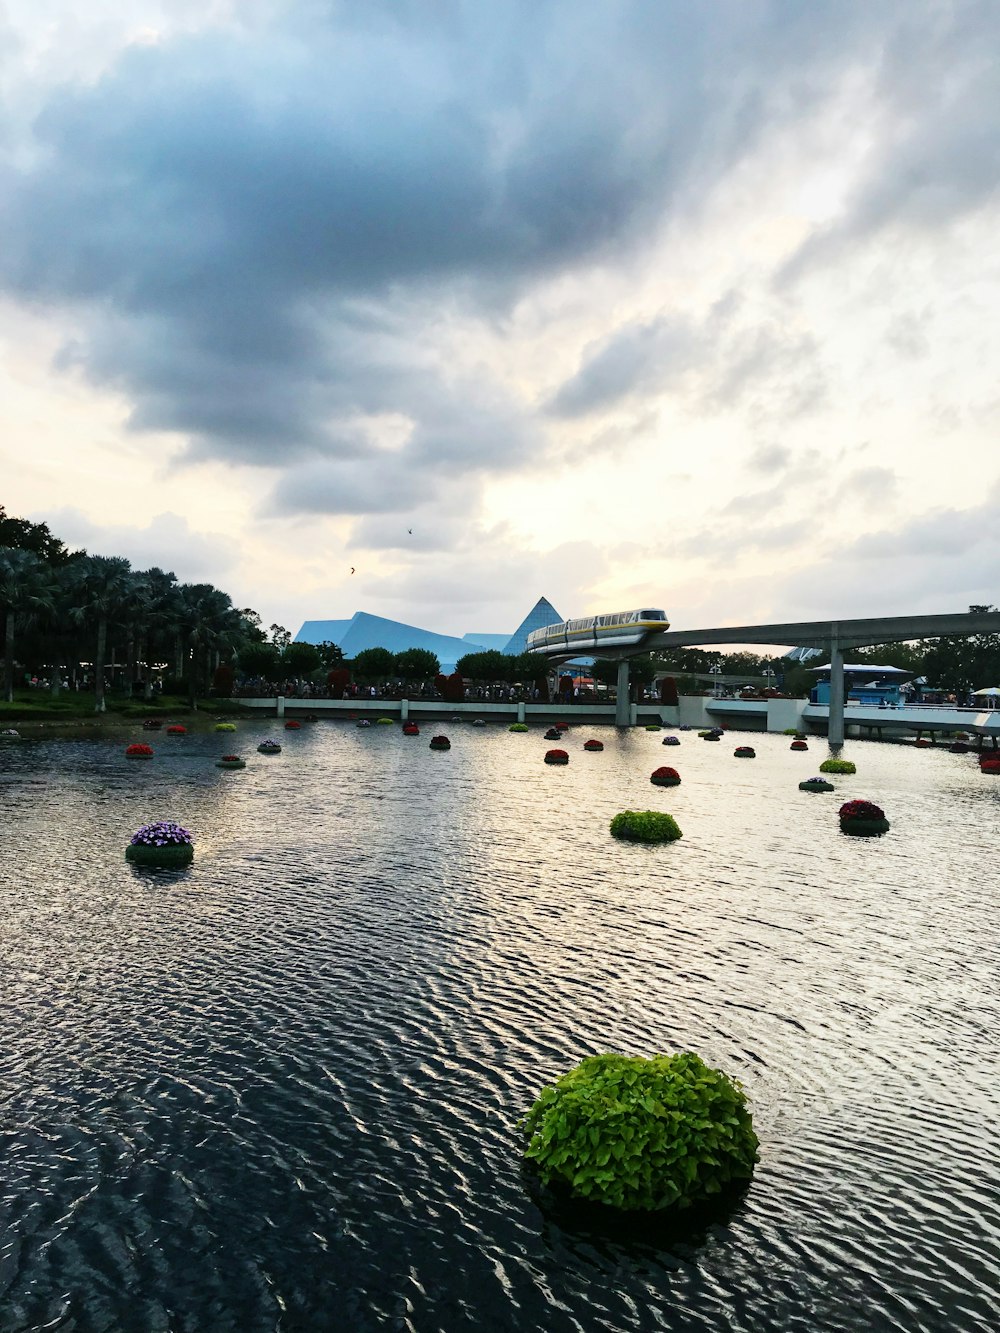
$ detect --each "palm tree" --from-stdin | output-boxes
[176,582,244,708]
[0,547,56,702]
[68,555,133,711]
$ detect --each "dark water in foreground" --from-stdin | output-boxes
[0,722,998,1332]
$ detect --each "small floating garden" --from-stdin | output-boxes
[650,766,680,786]
[819,757,856,774]
[216,754,246,770]
[523,1052,757,1212]
[125,820,194,868]
[610,811,682,843]
[839,799,890,836]
[258,740,282,754]
[125,743,154,759]
[544,749,569,765]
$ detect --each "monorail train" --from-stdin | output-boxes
[527,609,669,654]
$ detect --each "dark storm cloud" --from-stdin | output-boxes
[0,1,992,514]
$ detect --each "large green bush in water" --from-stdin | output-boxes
[523,1052,758,1211]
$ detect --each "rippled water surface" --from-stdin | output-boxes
[1,721,999,1332]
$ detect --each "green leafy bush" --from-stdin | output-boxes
[508,722,529,732]
[376,717,394,725]
[523,1052,758,1212]
[819,758,856,774]
[610,811,682,843]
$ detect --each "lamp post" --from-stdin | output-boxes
[709,663,723,697]
[763,666,776,692]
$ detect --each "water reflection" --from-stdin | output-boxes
[1,722,998,1331]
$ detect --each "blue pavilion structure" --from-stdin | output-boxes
[294,597,568,673]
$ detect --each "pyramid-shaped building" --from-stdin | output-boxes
[501,597,563,655]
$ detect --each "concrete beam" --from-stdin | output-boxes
[641,611,1000,653]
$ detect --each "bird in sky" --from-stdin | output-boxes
[350,566,355,575]
[408,529,413,535]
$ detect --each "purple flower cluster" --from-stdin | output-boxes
[258,739,282,751]
[129,820,193,847]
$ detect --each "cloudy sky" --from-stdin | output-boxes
[2,0,999,638]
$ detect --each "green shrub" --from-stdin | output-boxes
[376,717,394,725]
[523,1052,758,1211]
[610,810,682,843]
[782,728,800,736]
[508,722,529,732]
[819,758,856,774]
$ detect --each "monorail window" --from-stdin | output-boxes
[640,610,665,620]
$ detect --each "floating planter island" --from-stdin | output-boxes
[839,799,890,836]
[429,735,451,750]
[799,776,834,792]
[258,740,282,754]
[214,722,236,733]
[819,758,856,774]
[544,749,569,764]
[734,746,756,758]
[610,811,682,843]
[650,766,680,786]
[583,738,604,751]
[125,820,194,867]
[508,723,529,733]
[125,743,154,760]
[216,754,246,769]
[523,1052,758,1212]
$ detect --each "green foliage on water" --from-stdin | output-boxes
[819,758,856,774]
[508,722,529,732]
[610,811,682,843]
[523,1052,758,1212]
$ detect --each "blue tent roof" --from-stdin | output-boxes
[502,597,563,655]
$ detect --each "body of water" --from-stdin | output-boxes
[1,722,998,1332]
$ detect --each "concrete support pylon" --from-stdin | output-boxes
[828,640,845,746]
[615,659,632,727]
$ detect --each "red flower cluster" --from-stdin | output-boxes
[166,725,186,734]
[403,723,420,735]
[651,766,680,780]
[285,721,301,730]
[125,743,153,757]
[839,799,885,821]
[221,754,241,762]
[544,749,569,763]
[583,739,603,751]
